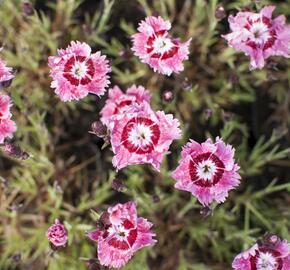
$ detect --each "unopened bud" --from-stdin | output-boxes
[90,121,107,138]
[118,48,132,60]
[162,90,174,103]
[0,78,13,88]
[215,6,226,20]
[96,211,110,229]
[112,178,125,192]
[181,77,192,91]
[22,1,34,16]
[87,259,101,270]
[2,143,29,160]
[204,109,212,120]
[151,194,160,203]
[11,252,21,263]
[200,205,212,217]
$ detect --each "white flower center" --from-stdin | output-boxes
[72,62,87,79]
[256,252,278,270]
[250,22,270,44]
[196,160,217,181]
[128,123,152,147]
[108,225,129,240]
[153,36,174,54]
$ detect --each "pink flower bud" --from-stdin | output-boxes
[46,219,68,248]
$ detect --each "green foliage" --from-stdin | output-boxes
[0,0,290,270]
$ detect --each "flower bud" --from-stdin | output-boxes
[215,5,226,20]
[162,90,174,103]
[90,121,107,138]
[2,143,29,160]
[112,178,125,192]
[22,1,34,16]
[46,219,68,248]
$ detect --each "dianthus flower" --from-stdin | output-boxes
[232,236,290,270]
[222,6,290,70]
[132,16,191,76]
[46,219,68,247]
[0,94,16,144]
[100,85,151,127]
[88,201,156,269]
[48,41,111,102]
[110,102,181,171]
[172,137,240,206]
[0,51,14,85]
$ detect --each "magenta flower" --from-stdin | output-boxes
[172,137,240,206]
[88,201,156,269]
[0,53,14,85]
[222,6,290,70]
[132,16,191,76]
[0,94,16,144]
[48,41,111,102]
[232,238,290,270]
[100,85,151,127]
[46,219,68,247]
[110,102,181,171]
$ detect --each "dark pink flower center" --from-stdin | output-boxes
[63,55,95,86]
[189,152,225,187]
[244,16,276,50]
[146,30,179,60]
[250,247,283,270]
[121,117,160,154]
[104,219,138,250]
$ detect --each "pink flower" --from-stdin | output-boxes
[172,137,241,206]
[0,94,12,120]
[222,6,290,70]
[0,94,16,144]
[48,41,111,102]
[46,219,68,247]
[88,201,156,269]
[100,85,151,127]
[110,102,181,171]
[132,16,191,76]
[232,238,290,270]
[0,52,14,85]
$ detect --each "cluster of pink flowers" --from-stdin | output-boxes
[0,94,17,144]
[223,6,290,70]
[88,201,156,268]
[42,7,290,269]
[101,85,181,171]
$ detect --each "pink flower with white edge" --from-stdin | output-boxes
[110,102,181,171]
[0,51,14,85]
[48,41,111,102]
[46,219,68,247]
[232,237,290,270]
[88,201,156,269]
[172,137,240,206]
[0,94,16,144]
[222,6,290,70]
[100,84,151,127]
[132,16,191,76]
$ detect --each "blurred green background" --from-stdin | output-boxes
[0,0,290,269]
